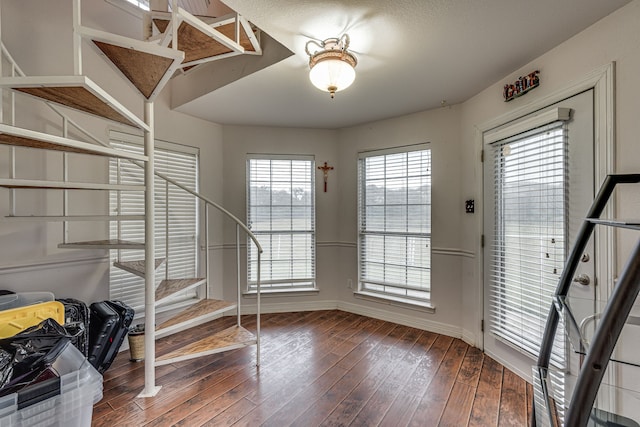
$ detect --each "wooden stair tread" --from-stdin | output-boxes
[113,258,165,277]
[156,298,236,333]
[78,26,183,101]
[0,124,148,161]
[0,76,148,130]
[155,277,206,303]
[0,178,144,191]
[94,41,175,99]
[4,215,144,222]
[152,11,258,67]
[156,325,255,365]
[58,239,144,250]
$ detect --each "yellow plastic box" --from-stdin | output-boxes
[0,301,65,338]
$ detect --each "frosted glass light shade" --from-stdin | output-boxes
[306,35,358,98]
[309,58,356,96]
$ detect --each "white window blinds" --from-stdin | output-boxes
[358,146,431,302]
[109,131,199,311]
[247,156,316,291]
[488,120,567,366]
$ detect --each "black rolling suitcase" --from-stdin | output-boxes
[57,298,90,357]
[88,300,134,373]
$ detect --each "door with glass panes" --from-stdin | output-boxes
[483,90,595,385]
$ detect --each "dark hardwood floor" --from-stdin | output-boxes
[92,310,532,426]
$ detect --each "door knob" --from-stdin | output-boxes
[573,274,591,286]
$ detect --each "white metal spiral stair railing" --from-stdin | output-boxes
[0,0,263,398]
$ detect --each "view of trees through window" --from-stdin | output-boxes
[247,157,315,291]
[358,147,431,302]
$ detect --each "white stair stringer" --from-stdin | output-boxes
[4,215,145,222]
[58,239,145,250]
[0,123,148,161]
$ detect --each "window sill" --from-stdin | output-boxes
[353,291,435,313]
[242,288,320,298]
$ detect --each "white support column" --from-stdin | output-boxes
[256,250,261,366]
[236,224,241,327]
[72,0,82,75]
[171,0,178,52]
[235,13,240,43]
[116,158,122,263]
[139,100,161,398]
[204,204,210,300]
[164,180,169,280]
[0,0,13,216]
[62,119,69,242]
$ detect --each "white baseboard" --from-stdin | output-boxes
[234,299,338,314]
[462,329,477,347]
[235,299,461,339]
[337,301,461,339]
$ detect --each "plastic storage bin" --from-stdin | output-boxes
[0,301,65,338]
[0,341,103,427]
[0,292,55,312]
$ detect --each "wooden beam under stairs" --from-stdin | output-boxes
[78,26,184,101]
[155,298,236,337]
[0,124,148,161]
[155,277,206,305]
[58,239,145,250]
[155,325,255,365]
[113,258,165,278]
[0,76,149,130]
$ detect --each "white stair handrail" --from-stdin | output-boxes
[154,169,262,253]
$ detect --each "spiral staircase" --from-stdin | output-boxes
[0,0,263,397]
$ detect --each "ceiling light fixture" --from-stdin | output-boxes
[305,34,357,99]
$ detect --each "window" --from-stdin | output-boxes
[122,0,149,10]
[487,120,567,366]
[247,156,316,291]
[116,0,151,10]
[109,131,199,311]
[357,145,431,303]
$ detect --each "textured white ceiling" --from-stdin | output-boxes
[174,0,631,129]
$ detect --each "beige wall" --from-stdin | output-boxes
[220,125,340,307]
[219,108,465,336]
[334,106,464,334]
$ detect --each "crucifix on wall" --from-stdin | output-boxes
[318,161,334,192]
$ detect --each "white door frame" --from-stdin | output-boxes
[474,62,615,356]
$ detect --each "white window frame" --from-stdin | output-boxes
[356,144,432,308]
[246,154,316,293]
[109,130,200,312]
